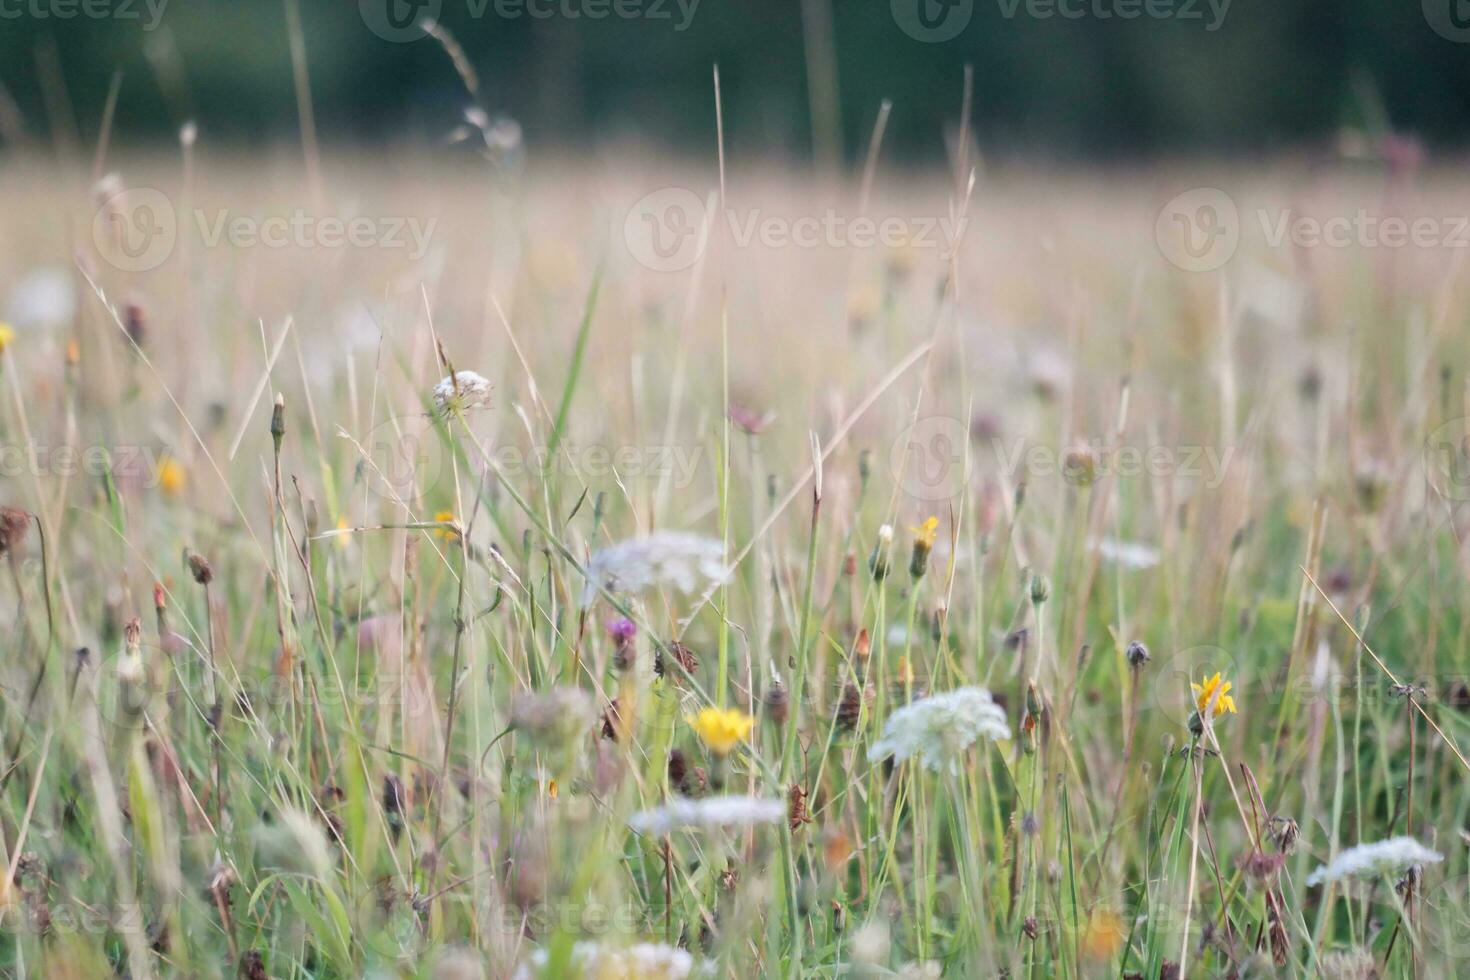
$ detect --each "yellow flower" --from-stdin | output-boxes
[1192,672,1237,719]
[1080,908,1126,961]
[687,706,755,757]
[334,516,352,550]
[157,455,185,496]
[546,778,558,800]
[911,516,939,549]
[0,323,14,354]
[433,510,458,540]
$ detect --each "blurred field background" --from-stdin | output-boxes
[4,2,1470,978]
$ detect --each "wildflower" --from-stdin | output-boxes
[580,531,726,607]
[6,266,75,329]
[1094,537,1160,570]
[1191,672,1237,719]
[728,404,774,435]
[514,941,698,980]
[867,687,1012,772]
[909,516,938,579]
[334,516,352,550]
[1305,837,1443,887]
[431,370,492,417]
[510,687,595,747]
[157,455,186,496]
[253,808,332,880]
[0,322,13,354]
[628,795,784,835]
[433,510,458,540]
[1318,948,1378,980]
[1079,908,1126,962]
[869,524,893,581]
[687,706,754,756]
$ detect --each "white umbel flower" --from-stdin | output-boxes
[514,941,699,980]
[581,531,727,607]
[1093,538,1160,570]
[867,687,1011,773]
[431,370,492,416]
[1305,837,1443,887]
[629,795,784,835]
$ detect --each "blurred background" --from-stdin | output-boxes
[0,0,1466,163]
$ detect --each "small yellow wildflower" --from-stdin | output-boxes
[1080,908,1126,961]
[546,778,558,800]
[909,516,939,578]
[687,706,755,757]
[912,516,939,548]
[433,510,458,540]
[157,455,185,496]
[1192,671,1237,719]
[334,516,352,550]
[0,323,15,355]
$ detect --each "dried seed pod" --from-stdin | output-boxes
[764,681,790,725]
[787,783,812,832]
[655,641,698,680]
[188,552,214,585]
[0,507,31,558]
[836,682,864,732]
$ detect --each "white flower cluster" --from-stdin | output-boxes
[431,370,492,416]
[514,941,699,980]
[1305,837,1443,886]
[867,687,1012,773]
[629,795,785,835]
[581,532,727,607]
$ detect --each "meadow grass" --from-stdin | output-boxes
[0,138,1469,979]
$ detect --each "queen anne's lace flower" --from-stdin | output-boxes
[581,532,727,607]
[867,687,1011,772]
[629,795,784,835]
[431,370,492,416]
[1305,837,1443,887]
[514,941,700,980]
